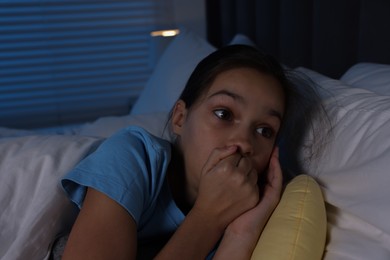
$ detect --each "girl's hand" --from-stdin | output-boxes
[157,146,262,260]
[213,147,283,260]
[227,146,283,236]
[192,145,260,231]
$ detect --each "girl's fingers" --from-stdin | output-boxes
[201,146,239,175]
[247,168,259,186]
[268,146,283,189]
[236,156,258,184]
[261,146,283,206]
[202,147,258,188]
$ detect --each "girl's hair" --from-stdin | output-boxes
[170,44,330,180]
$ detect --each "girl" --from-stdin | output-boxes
[61,45,322,259]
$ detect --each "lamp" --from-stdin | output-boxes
[149,29,180,69]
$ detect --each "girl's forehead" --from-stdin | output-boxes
[207,67,283,95]
[195,68,284,112]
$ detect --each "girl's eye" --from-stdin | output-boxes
[256,127,274,139]
[214,109,232,121]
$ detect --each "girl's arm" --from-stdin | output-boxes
[154,205,226,260]
[213,147,283,260]
[62,188,138,260]
[62,145,265,260]
[64,186,224,260]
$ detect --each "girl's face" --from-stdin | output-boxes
[171,67,285,201]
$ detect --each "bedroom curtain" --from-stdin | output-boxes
[206,0,390,78]
[0,0,174,129]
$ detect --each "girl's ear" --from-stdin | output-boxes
[171,100,187,135]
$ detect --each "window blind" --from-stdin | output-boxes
[0,0,172,129]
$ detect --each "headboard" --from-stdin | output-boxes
[206,0,390,78]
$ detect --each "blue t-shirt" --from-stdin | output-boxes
[61,126,185,243]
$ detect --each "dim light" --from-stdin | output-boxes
[150,29,180,37]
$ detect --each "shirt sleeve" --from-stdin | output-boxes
[61,126,171,225]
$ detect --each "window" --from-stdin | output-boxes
[0,0,174,129]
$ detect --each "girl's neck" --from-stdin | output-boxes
[167,145,193,215]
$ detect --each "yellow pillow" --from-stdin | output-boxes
[251,175,327,260]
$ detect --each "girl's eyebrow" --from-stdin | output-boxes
[208,89,244,102]
[208,90,283,122]
[268,109,283,122]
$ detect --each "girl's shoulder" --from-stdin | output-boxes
[61,126,173,217]
[101,125,172,156]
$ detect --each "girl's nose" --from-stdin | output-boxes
[231,129,254,156]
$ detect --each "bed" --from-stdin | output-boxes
[1,0,390,259]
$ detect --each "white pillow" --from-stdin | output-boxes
[130,28,216,115]
[79,112,173,140]
[340,62,390,95]
[130,31,259,116]
[0,135,102,260]
[296,67,390,259]
[0,124,82,137]
[0,126,36,138]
